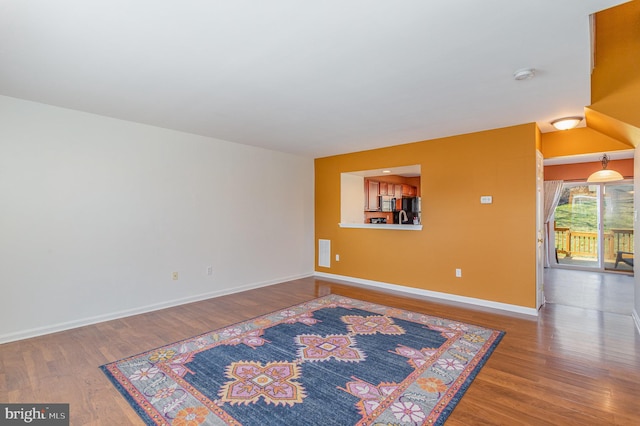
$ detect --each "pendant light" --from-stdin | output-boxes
[587,154,624,182]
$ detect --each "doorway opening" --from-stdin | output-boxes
[552,180,634,273]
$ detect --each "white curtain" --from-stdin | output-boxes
[543,180,564,267]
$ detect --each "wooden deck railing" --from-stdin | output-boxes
[554,227,634,260]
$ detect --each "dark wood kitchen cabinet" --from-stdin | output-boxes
[393,184,403,198]
[402,184,417,197]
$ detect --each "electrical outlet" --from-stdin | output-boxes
[172,272,178,280]
[207,266,213,276]
[455,268,462,278]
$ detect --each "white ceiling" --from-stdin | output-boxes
[0,0,629,158]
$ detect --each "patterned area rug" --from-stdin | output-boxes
[101,295,504,425]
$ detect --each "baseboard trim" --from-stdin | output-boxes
[314,272,539,317]
[633,309,640,336]
[0,273,314,344]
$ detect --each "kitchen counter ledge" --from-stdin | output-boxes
[338,223,422,231]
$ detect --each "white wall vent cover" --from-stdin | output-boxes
[318,239,331,268]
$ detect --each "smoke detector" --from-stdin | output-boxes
[513,68,536,81]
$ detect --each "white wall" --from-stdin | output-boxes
[0,96,315,343]
[340,173,364,223]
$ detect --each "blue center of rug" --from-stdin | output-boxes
[183,307,447,425]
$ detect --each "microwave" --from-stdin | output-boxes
[380,196,394,212]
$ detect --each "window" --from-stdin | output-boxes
[553,181,634,272]
[340,165,422,230]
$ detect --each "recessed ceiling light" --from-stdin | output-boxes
[382,170,392,174]
[551,116,583,130]
[513,68,536,80]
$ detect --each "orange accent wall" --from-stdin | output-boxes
[541,127,633,158]
[591,1,640,109]
[589,0,640,144]
[544,158,634,181]
[315,124,538,308]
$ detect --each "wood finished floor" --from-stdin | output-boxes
[1,274,639,425]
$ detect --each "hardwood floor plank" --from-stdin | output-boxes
[0,275,638,425]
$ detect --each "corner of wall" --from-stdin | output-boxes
[633,309,640,336]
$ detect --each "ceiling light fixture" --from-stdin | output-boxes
[513,68,536,80]
[551,116,583,130]
[587,154,624,182]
